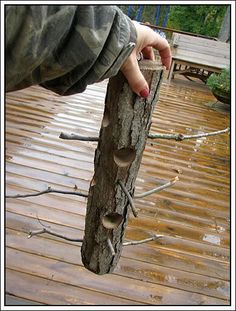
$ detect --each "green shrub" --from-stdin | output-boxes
[206,68,230,94]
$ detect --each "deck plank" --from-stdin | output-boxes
[6,269,140,305]
[5,77,230,306]
[6,248,228,305]
[6,228,230,300]
[5,293,44,306]
[6,212,229,280]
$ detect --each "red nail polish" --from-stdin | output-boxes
[140,87,149,98]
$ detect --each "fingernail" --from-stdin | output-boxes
[139,87,150,98]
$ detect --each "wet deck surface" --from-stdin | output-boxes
[5,76,230,306]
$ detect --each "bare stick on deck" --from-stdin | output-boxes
[6,186,88,199]
[28,228,83,242]
[118,180,138,217]
[123,234,163,246]
[59,132,99,141]
[134,176,179,199]
[148,127,230,141]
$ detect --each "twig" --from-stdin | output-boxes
[59,132,99,141]
[6,186,88,199]
[123,234,163,246]
[134,176,179,199]
[27,228,83,242]
[118,180,138,217]
[148,127,230,141]
[27,228,163,247]
[36,213,51,228]
[107,238,116,256]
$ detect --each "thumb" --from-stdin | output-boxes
[121,54,150,98]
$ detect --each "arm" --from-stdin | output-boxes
[6,5,136,95]
[6,5,171,97]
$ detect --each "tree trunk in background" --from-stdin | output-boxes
[218,6,230,42]
[81,60,163,275]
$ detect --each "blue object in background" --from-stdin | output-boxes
[162,5,170,27]
[126,4,170,31]
[136,5,144,21]
[127,5,133,17]
[155,5,161,25]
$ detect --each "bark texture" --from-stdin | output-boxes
[81,60,163,274]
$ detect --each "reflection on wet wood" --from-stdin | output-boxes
[6,228,229,300]
[6,248,228,305]
[6,269,138,305]
[5,76,230,305]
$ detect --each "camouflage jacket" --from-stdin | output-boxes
[6,5,136,95]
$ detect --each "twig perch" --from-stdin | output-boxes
[107,238,116,256]
[6,186,88,199]
[123,234,163,246]
[28,228,83,242]
[118,180,138,217]
[148,127,230,140]
[60,128,230,142]
[134,176,179,199]
[28,227,162,247]
[59,132,99,141]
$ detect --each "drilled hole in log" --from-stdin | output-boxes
[102,108,110,128]
[113,148,136,168]
[102,212,123,229]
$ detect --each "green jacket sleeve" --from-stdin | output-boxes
[6,5,137,95]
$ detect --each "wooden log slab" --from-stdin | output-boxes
[81,60,164,274]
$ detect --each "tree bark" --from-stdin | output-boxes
[81,60,163,274]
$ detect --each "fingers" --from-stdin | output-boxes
[144,32,172,69]
[153,40,172,69]
[133,22,172,70]
[142,46,155,61]
[120,21,172,97]
[158,47,172,69]
[121,53,149,98]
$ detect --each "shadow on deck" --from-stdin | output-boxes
[5,75,231,306]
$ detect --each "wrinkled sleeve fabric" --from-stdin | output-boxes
[6,5,137,95]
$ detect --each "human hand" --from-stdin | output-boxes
[121,21,172,98]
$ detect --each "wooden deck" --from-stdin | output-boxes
[5,76,230,306]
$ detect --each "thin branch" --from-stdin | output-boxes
[134,176,179,199]
[27,228,163,247]
[36,213,51,228]
[118,180,138,217]
[107,238,116,256]
[27,228,83,242]
[6,186,88,199]
[59,132,99,141]
[148,127,230,141]
[123,234,163,246]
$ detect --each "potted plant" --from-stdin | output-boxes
[206,68,231,105]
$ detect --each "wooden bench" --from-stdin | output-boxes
[167,32,230,83]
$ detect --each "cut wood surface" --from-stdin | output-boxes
[5,74,230,305]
